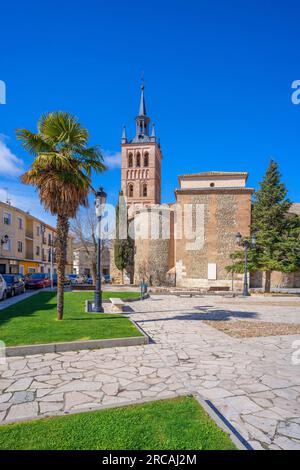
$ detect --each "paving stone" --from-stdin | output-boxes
[241,383,270,393]
[93,373,117,383]
[0,393,12,403]
[6,402,38,421]
[0,403,12,412]
[101,396,129,406]
[277,422,300,440]
[125,382,149,391]
[6,378,33,392]
[243,414,277,436]
[38,393,64,402]
[273,436,300,450]
[204,388,234,399]
[11,391,35,404]
[102,383,119,396]
[248,440,265,450]
[39,402,63,414]
[29,380,54,390]
[36,389,53,398]
[10,360,28,371]
[55,380,101,393]
[118,390,142,400]
[0,379,14,390]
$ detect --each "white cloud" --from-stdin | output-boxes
[103,150,121,169]
[0,136,24,177]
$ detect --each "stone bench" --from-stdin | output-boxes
[110,297,125,312]
[208,286,230,292]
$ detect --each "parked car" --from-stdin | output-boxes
[52,274,71,286]
[2,274,25,297]
[76,275,87,284]
[67,274,78,285]
[0,274,8,300]
[25,273,51,289]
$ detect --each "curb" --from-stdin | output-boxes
[5,321,149,357]
[0,393,252,451]
[194,394,252,450]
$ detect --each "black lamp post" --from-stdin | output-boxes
[94,187,107,312]
[236,232,257,296]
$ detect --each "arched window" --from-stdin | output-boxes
[128,184,134,198]
[143,184,147,197]
[136,152,141,167]
[128,153,133,167]
[144,152,149,167]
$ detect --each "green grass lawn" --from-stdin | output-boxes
[0,397,237,450]
[0,291,141,347]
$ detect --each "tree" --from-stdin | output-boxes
[227,160,300,292]
[17,111,106,319]
[114,191,134,283]
[71,207,110,283]
[71,207,98,282]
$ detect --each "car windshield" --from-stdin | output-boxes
[3,275,14,283]
[30,274,46,279]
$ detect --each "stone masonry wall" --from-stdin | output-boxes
[175,189,252,288]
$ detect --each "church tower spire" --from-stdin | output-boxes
[121,81,162,207]
[132,81,150,142]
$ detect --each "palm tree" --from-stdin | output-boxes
[17,111,106,320]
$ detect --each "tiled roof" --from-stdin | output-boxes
[178,171,248,178]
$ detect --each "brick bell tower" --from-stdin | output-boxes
[121,82,162,207]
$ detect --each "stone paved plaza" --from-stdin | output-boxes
[1,294,300,450]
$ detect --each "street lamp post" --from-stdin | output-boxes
[236,232,257,296]
[49,236,56,290]
[94,188,107,313]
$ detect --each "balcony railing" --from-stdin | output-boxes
[25,230,34,239]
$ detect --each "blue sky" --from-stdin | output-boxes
[0,0,300,225]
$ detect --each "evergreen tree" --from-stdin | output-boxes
[227,160,300,292]
[114,191,134,283]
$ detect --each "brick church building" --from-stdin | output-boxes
[110,85,299,290]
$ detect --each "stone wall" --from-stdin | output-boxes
[134,207,174,286]
[251,271,300,289]
[174,188,253,289]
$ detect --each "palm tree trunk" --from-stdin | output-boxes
[56,213,69,320]
[264,270,271,293]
